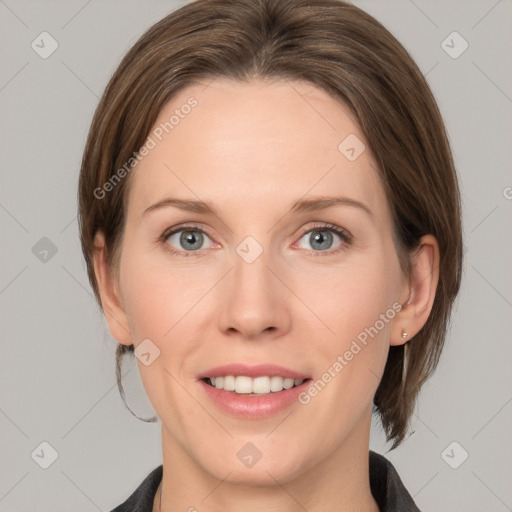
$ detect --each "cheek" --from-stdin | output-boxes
[118,252,204,419]
[123,275,170,342]
[118,247,214,397]
[119,243,205,341]
[300,252,399,342]
[299,248,401,394]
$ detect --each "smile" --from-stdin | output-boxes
[198,364,312,418]
[204,375,305,394]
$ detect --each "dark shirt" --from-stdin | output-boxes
[110,450,420,511]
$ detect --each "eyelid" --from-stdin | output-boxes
[296,222,352,243]
[160,223,215,241]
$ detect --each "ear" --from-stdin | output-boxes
[92,231,132,346]
[390,234,440,346]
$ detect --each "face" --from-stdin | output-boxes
[107,79,410,485]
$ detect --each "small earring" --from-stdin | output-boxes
[401,329,408,339]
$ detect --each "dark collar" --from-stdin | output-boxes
[369,451,421,511]
[110,451,420,511]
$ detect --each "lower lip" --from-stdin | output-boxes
[199,379,309,419]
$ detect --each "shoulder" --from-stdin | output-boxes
[109,464,163,512]
[369,451,421,512]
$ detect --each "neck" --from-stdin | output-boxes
[155,416,379,512]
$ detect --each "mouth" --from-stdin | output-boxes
[202,375,311,395]
[197,364,312,418]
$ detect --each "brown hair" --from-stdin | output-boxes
[78,0,463,447]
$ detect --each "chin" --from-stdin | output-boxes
[197,441,313,487]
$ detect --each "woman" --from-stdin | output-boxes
[78,0,463,510]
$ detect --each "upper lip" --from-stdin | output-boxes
[198,364,310,380]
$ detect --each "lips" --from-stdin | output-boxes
[197,364,312,418]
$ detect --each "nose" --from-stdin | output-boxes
[217,246,292,340]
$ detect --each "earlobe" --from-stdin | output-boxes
[390,234,440,346]
[92,231,132,346]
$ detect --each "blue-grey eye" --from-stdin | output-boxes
[167,229,212,251]
[297,229,342,251]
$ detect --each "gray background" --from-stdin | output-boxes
[0,0,511,511]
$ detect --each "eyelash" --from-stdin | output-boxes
[157,222,353,258]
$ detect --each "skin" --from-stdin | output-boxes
[93,78,439,512]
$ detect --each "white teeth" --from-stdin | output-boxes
[223,375,236,391]
[283,378,294,389]
[207,375,305,394]
[252,376,270,394]
[270,376,284,392]
[235,376,253,393]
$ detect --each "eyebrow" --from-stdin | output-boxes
[142,195,374,220]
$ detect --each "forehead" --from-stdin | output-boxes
[127,78,388,223]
